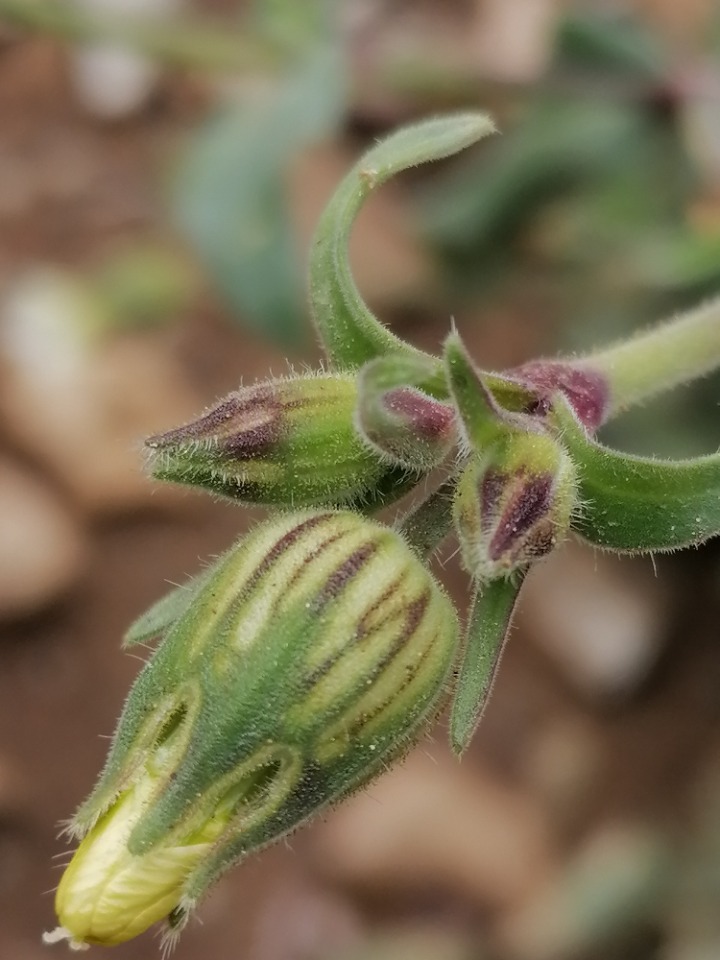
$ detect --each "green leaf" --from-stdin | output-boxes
[173,49,345,349]
[443,331,532,449]
[123,564,219,647]
[309,113,496,369]
[450,575,524,756]
[555,11,667,80]
[555,399,720,552]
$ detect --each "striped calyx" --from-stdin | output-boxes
[49,511,458,949]
[454,431,578,580]
[145,373,414,508]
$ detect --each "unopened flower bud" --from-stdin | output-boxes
[145,374,413,508]
[355,354,457,470]
[453,432,578,579]
[46,511,458,949]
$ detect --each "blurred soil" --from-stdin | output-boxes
[0,4,719,960]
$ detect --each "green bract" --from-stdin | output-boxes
[48,511,458,948]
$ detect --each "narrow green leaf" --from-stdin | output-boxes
[310,113,496,369]
[450,575,524,756]
[444,331,531,450]
[173,50,345,348]
[123,564,218,647]
[555,399,720,552]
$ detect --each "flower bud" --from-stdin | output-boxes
[355,354,457,470]
[145,374,414,508]
[46,511,458,949]
[453,432,578,579]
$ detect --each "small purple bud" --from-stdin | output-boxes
[358,384,456,469]
[508,361,609,431]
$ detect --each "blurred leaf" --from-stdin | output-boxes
[251,0,333,53]
[173,47,345,348]
[423,99,647,253]
[555,11,667,80]
[632,229,720,294]
[555,399,720,552]
[91,244,198,329]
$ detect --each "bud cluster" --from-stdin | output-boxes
[45,112,623,955]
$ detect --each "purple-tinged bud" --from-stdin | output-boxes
[145,374,414,508]
[355,353,457,470]
[508,360,610,432]
[357,383,456,470]
[453,432,578,579]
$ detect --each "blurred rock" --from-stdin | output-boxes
[330,925,478,960]
[520,540,669,700]
[310,747,556,912]
[497,823,672,960]
[0,268,203,514]
[0,458,85,620]
[69,0,183,120]
[470,0,558,84]
[521,715,606,833]
[249,881,363,960]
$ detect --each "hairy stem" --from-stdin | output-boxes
[395,477,456,559]
[584,296,720,417]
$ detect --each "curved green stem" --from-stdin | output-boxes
[309,113,496,370]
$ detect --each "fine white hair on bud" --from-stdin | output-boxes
[47,510,459,949]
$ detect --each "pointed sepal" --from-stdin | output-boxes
[123,564,219,648]
[450,575,524,756]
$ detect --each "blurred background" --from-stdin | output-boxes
[1,1,720,958]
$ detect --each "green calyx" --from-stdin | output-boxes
[145,373,415,509]
[62,511,458,946]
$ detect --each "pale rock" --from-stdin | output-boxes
[0,268,202,514]
[310,747,556,911]
[0,459,85,619]
[520,540,668,699]
[69,0,183,119]
[470,0,558,84]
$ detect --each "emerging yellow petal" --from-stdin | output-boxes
[45,773,216,949]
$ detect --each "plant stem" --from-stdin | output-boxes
[584,296,720,417]
[0,0,284,73]
[395,477,456,559]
